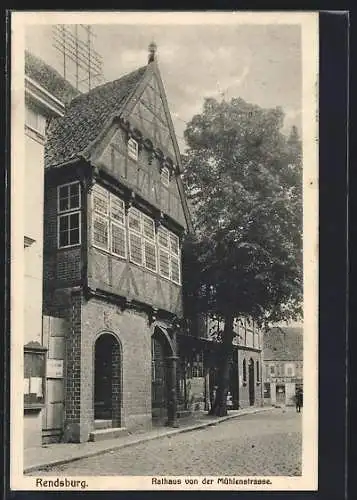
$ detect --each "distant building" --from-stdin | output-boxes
[262,326,303,406]
[206,317,264,409]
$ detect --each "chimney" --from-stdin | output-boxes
[148,41,157,63]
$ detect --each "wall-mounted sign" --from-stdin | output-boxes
[24,342,47,408]
[266,377,294,384]
[47,359,64,378]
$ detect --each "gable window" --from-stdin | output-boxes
[57,182,81,248]
[270,365,276,375]
[127,138,138,161]
[160,166,170,187]
[92,184,126,259]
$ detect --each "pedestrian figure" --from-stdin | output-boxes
[295,389,303,413]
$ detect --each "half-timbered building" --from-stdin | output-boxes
[42,43,195,443]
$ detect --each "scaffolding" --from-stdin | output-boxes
[52,24,104,93]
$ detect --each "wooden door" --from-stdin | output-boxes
[151,336,167,419]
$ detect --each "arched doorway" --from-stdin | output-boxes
[151,326,173,422]
[248,358,255,406]
[94,333,121,427]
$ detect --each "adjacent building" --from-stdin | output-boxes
[206,317,264,410]
[263,326,303,406]
[24,55,73,448]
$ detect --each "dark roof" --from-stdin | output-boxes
[45,65,147,167]
[25,51,79,104]
[263,326,303,361]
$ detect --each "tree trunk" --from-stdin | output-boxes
[209,313,234,417]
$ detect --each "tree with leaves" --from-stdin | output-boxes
[181,97,302,416]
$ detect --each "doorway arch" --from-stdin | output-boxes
[94,332,121,427]
[248,358,255,406]
[151,326,174,421]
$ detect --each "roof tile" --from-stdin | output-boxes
[25,51,79,104]
[45,65,147,167]
[263,326,303,361]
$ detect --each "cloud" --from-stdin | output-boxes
[199,63,251,101]
[284,108,302,121]
[237,64,250,86]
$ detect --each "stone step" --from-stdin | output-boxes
[89,427,128,442]
[94,419,112,430]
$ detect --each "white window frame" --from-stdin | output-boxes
[128,137,139,161]
[128,207,143,266]
[91,184,127,260]
[157,226,170,279]
[92,184,110,252]
[92,183,109,216]
[128,208,157,271]
[157,226,181,284]
[158,247,170,279]
[92,212,110,252]
[285,363,295,377]
[170,254,181,285]
[160,166,170,187]
[111,221,127,259]
[57,181,81,214]
[25,105,47,136]
[57,181,81,249]
[128,231,143,266]
[142,213,157,272]
[110,193,126,259]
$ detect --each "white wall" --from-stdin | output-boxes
[24,124,45,345]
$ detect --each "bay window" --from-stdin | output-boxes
[158,226,181,284]
[128,208,157,271]
[92,184,126,259]
[90,184,181,284]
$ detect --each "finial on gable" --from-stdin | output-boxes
[148,41,157,63]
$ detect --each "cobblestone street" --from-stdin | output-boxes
[32,408,302,476]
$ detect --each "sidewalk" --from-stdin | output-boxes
[24,406,272,473]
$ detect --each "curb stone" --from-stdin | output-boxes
[24,406,272,473]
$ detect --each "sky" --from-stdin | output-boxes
[26,21,302,152]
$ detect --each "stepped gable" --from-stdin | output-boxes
[44,65,147,168]
[263,326,303,361]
